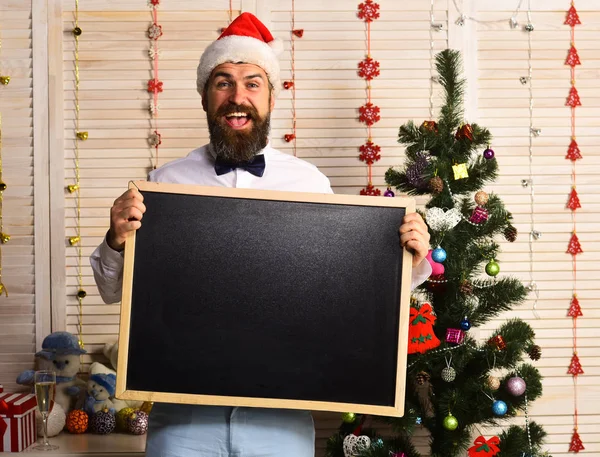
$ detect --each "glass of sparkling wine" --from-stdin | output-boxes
[34,370,59,450]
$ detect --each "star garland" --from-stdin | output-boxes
[147,0,163,170]
[357,0,381,196]
[67,0,86,350]
[0,113,8,297]
[283,0,298,154]
[564,2,584,453]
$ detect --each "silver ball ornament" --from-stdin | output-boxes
[441,367,456,382]
[506,376,527,396]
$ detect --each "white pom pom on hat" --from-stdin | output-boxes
[197,12,283,96]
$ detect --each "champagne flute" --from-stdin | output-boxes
[33,370,59,450]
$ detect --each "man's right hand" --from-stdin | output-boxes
[107,188,146,251]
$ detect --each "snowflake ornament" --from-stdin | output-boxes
[357,0,380,23]
[358,57,380,80]
[360,183,381,196]
[358,103,380,126]
[359,141,381,165]
[148,24,163,40]
[148,45,162,59]
[147,79,163,93]
[149,103,161,116]
[148,0,160,8]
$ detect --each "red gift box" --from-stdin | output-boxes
[0,392,38,452]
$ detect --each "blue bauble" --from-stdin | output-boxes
[432,247,447,263]
[492,400,508,416]
[459,317,471,331]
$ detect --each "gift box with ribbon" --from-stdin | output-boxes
[0,392,38,452]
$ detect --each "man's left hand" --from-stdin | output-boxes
[399,213,430,268]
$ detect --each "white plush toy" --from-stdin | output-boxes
[16,332,86,413]
[84,373,116,415]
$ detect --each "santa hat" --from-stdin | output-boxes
[196,12,283,96]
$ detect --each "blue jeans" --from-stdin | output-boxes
[145,404,315,457]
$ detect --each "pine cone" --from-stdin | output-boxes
[459,279,473,295]
[429,176,444,194]
[415,371,430,386]
[528,344,542,361]
[504,225,518,242]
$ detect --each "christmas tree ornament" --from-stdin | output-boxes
[569,430,585,452]
[483,147,495,160]
[67,184,79,193]
[91,408,116,434]
[358,102,380,126]
[568,354,584,376]
[147,79,164,93]
[530,127,542,136]
[426,250,445,275]
[429,176,444,194]
[383,187,395,197]
[408,302,441,354]
[488,335,506,351]
[566,86,582,107]
[455,123,474,141]
[292,29,304,38]
[503,225,517,242]
[415,416,422,425]
[341,412,356,423]
[509,16,519,28]
[459,316,471,331]
[76,131,88,141]
[284,133,296,142]
[474,191,489,206]
[66,409,88,434]
[77,289,87,299]
[406,153,429,189]
[127,410,149,435]
[441,356,456,382]
[566,139,582,161]
[486,375,501,391]
[568,294,583,318]
[443,413,458,431]
[116,407,135,431]
[431,247,446,263]
[567,232,583,255]
[452,163,469,180]
[0,76,10,85]
[445,328,465,345]
[360,183,381,196]
[425,207,461,232]
[0,182,6,191]
[532,229,542,240]
[148,23,163,40]
[485,260,500,276]
[567,187,582,210]
[359,141,381,165]
[492,400,507,416]
[459,279,473,295]
[467,435,500,457]
[506,376,526,396]
[415,371,430,386]
[420,120,438,133]
[149,132,162,147]
[357,0,380,22]
[0,233,10,244]
[565,5,581,26]
[73,27,82,36]
[392,453,406,457]
[283,81,294,89]
[524,23,534,32]
[343,433,371,457]
[358,57,380,80]
[565,45,581,66]
[527,344,542,361]
[470,206,489,224]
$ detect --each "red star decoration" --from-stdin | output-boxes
[357,0,380,22]
[565,6,581,27]
[358,103,380,126]
[358,57,380,80]
[568,353,584,376]
[568,294,583,318]
[566,139,582,161]
[566,86,581,107]
[360,183,381,196]
[569,430,585,452]
[565,46,581,66]
[147,79,163,93]
[567,232,583,255]
[359,141,381,165]
[567,187,581,211]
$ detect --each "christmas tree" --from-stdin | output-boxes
[326,50,546,457]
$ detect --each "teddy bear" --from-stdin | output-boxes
[84,373,117,416]
[16,331,87,413]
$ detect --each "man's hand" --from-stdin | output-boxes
[400,212,430,268]
[107,188,146,251]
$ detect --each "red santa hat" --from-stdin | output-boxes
[196,13,283,96]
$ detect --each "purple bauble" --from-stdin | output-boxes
[384,187,395,197]
[506,376,527,396]
[406,153,429,190]
[483,148,495,159]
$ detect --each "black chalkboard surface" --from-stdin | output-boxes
[116,181,414,416]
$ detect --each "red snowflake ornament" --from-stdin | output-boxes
[566,86,581,107]
[565,6,581,26]
[468,436,500,457]
[147,79,163,93]
[148,23,163,40]
[149,0,160,6]
[568,294,583,318]
[565,46,581,66]
[360,183,381,196]
[566,139,582,161]
[568,353,584,376]
[359,141,381,165]
[357,0,380,22]
[148,131,162,147]
[567,187,581,210]
[567,232,583,255]
[569,430,585,452]
[358,103,380,126]
[358,57,380,80]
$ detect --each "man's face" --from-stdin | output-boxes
[203,63,275,164]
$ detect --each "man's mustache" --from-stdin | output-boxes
[214,103,259,120]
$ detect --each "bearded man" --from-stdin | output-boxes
[90,12,431,457]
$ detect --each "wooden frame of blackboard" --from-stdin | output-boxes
[116,180,415,417]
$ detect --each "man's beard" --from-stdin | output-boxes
[208,102,271,164]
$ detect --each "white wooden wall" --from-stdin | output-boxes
[0,0,598,455]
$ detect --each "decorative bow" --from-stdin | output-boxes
[468,435,500,457]
[214,154,266,177]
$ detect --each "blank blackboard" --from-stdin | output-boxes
[116,181,414,417]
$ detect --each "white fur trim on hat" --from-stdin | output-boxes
[197,35,281,97]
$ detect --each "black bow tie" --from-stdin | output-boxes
[214,154,266,178]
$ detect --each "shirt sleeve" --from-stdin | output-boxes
[411,257,432,291]
[89,234,125,304]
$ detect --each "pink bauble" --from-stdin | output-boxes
[426,250,445,276]
[506,376,526,396]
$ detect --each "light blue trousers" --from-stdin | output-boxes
[145,404,315,457]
